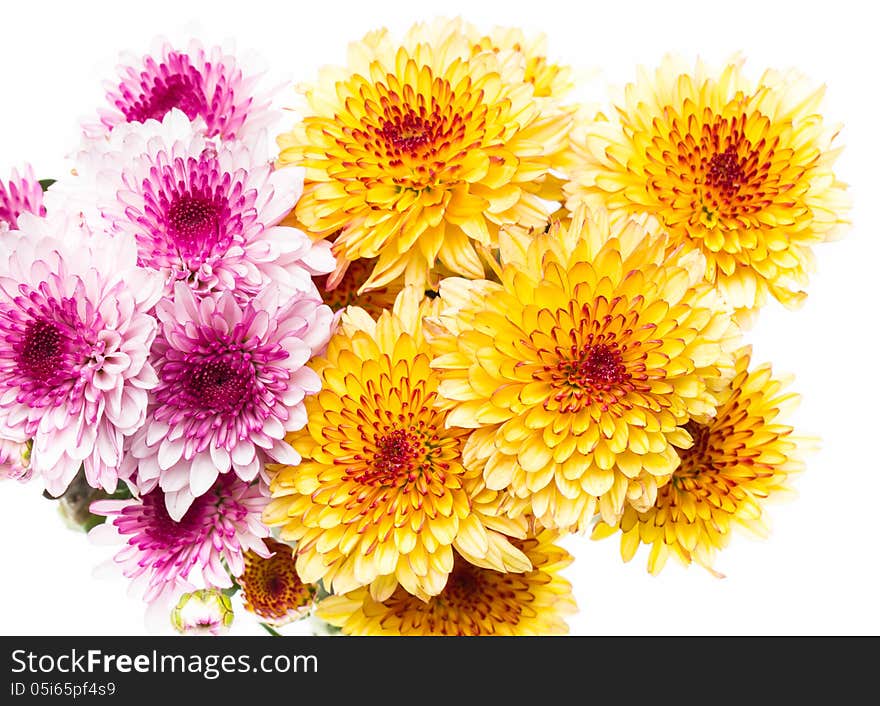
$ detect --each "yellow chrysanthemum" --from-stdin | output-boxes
[428,206,740,531]
[238,538,317,626]
[265,287,530,602]
[278,18,572,292]
[592,347,809,574]
[463,25,574,101]
[314,257,398,318]
[316,531,576,635]
[565,55,849,313]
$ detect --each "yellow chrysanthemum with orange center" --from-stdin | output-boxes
[592,347,809,574]
[238,538,317,625]
[565,56,849,313]
[428,207,740,531]
[315,530,576,635]
[265,287,530,602]
[277,19,572,293]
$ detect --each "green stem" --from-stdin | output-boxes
[260,622,282,637]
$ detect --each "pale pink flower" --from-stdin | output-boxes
[50,110,333,301]
[0,214,162,495]
[125,282,333,520]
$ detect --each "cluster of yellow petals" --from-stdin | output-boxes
[264,23,848,633]
[278,18,574,292]
[565,55,849,314]
[427,207,740,531]
[460,24,574,124]
[592,347,810,574]
[265,287,530,603]
[316,529,576,635]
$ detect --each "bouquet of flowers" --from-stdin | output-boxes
[0,18,848,635]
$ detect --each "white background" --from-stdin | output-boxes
[1,0,877,636]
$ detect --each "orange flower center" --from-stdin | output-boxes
[644,107,803,230]
[381,554,528,634]
[705,145,746,192]
[565,343,630,389]
[366,428,425,483]
[339,380,458,491]
[343,67,487,190]
[314,257,394,317]
[668,420,742,503]
[240,539,315,623]
[675,421,715,477]
[543,341,634,413]
[530,301,652,415]
[380,112,439,155]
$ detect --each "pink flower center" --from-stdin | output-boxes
[133,151,256,286]
[121,60,207,124]
[167,196,220,250]
[19,321,64,382]
[185,360,251,413]
[141,490,204,546]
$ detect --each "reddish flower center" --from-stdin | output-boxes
[122,63,206,124]
[167,196,220,249]
[673,421,717,479]
[705,145,746,192]
[185,360,251,413]
[266,575,285,596]
[384,553,527,633]
[19,321,64,382]
[444,562,483,600]
[140,490,204,546]
[380,113,438,154]
[563,344,629,390]
[240,539,314,622]
[371,429,421,479]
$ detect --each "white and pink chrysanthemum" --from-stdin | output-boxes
[0,166,45,229]
[0,216,162,496]
[53,110,333,300]
[125,282,333,520]
[90,39,274,142]
[0,437,31,482]
[90,473,270,607]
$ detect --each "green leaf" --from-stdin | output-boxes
[259,622,283,637]
[38,179,56,192]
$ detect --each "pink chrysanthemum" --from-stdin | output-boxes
[125,282,333,520]
[0,437,31,482]
[0,166,45,229]
[90,473,270,606]
[58,110,333,300]
[91,39,274,141]
[0,216,162,496]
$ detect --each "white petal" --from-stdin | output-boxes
[164,488,195,522]
[189,453,220,497]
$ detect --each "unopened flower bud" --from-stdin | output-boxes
[0,438,31,482]
[171,589,235,636]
